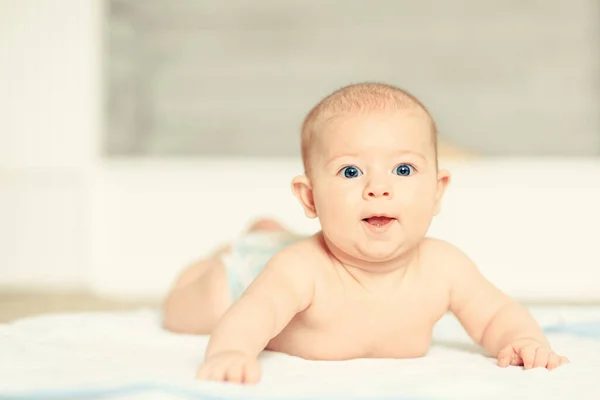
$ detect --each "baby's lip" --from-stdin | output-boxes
[362,215,396,228]
[362,214,395,220]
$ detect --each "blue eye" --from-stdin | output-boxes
[340,165,363,179]
[394,164,414,176]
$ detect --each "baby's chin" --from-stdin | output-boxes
[354,243,406,263]
[333,238,407,265]
[322,230,411,265]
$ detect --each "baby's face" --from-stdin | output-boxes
[309,110,445,262]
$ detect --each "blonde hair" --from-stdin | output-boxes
[300,82,437,176]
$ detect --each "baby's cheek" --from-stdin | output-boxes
[319,199,350,223]
[397,196,436,226]
[316,194,356,232]
[399,184,435,208]
[316,185,354,209]
[313,196,339,225]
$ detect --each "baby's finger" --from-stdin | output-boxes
[559,356,570,366]
[243,361,261,384]
[510,354,523,366]
[497,347,515,367]
[533,348,551,369]
[225,363,244,384]
[196,364,211,380]
[207,364,227,382]
[520,346,537,369]
[547,353,560,370]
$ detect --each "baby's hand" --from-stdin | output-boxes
[196,351,261,384]
[497,338,569,370]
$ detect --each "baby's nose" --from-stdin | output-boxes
[368,189,390,198]
[364,183,392,199]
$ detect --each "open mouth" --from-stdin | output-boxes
[362,216,396,227]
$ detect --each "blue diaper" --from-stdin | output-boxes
[220,231,305,301]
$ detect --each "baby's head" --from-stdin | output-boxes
[292,83,450,264]
[300,83,439,177]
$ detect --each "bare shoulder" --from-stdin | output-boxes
[241,234,328,313]
[266,233,340,324]
[258,233,330,281]
[268,233,331,273]
[419,237,479,280]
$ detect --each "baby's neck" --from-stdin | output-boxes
[319,233,419,292]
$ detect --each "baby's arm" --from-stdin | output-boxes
[197,245,316,384]
[439,241,568,370]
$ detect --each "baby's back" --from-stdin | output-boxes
[266,236,450,360]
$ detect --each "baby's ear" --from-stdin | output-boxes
[433,169,451,216]
[291,175,318,219]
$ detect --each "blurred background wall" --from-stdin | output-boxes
[105,0,600,158]
[1,0,599,303]
[1,0,100,290]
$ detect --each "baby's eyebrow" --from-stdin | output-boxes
[402,150,427,161]
[325,150,426,167]
[324,153,360,168]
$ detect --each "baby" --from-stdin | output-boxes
[163,83,568,384]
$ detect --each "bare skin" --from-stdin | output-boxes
[163,84,569,384]
[162,219,284,335]
[164,222,568,384]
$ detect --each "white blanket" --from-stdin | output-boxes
[1,306,599,400]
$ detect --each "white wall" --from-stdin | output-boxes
[89,158,600,303]
[0,0,101,287]
[89,159,321,299]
